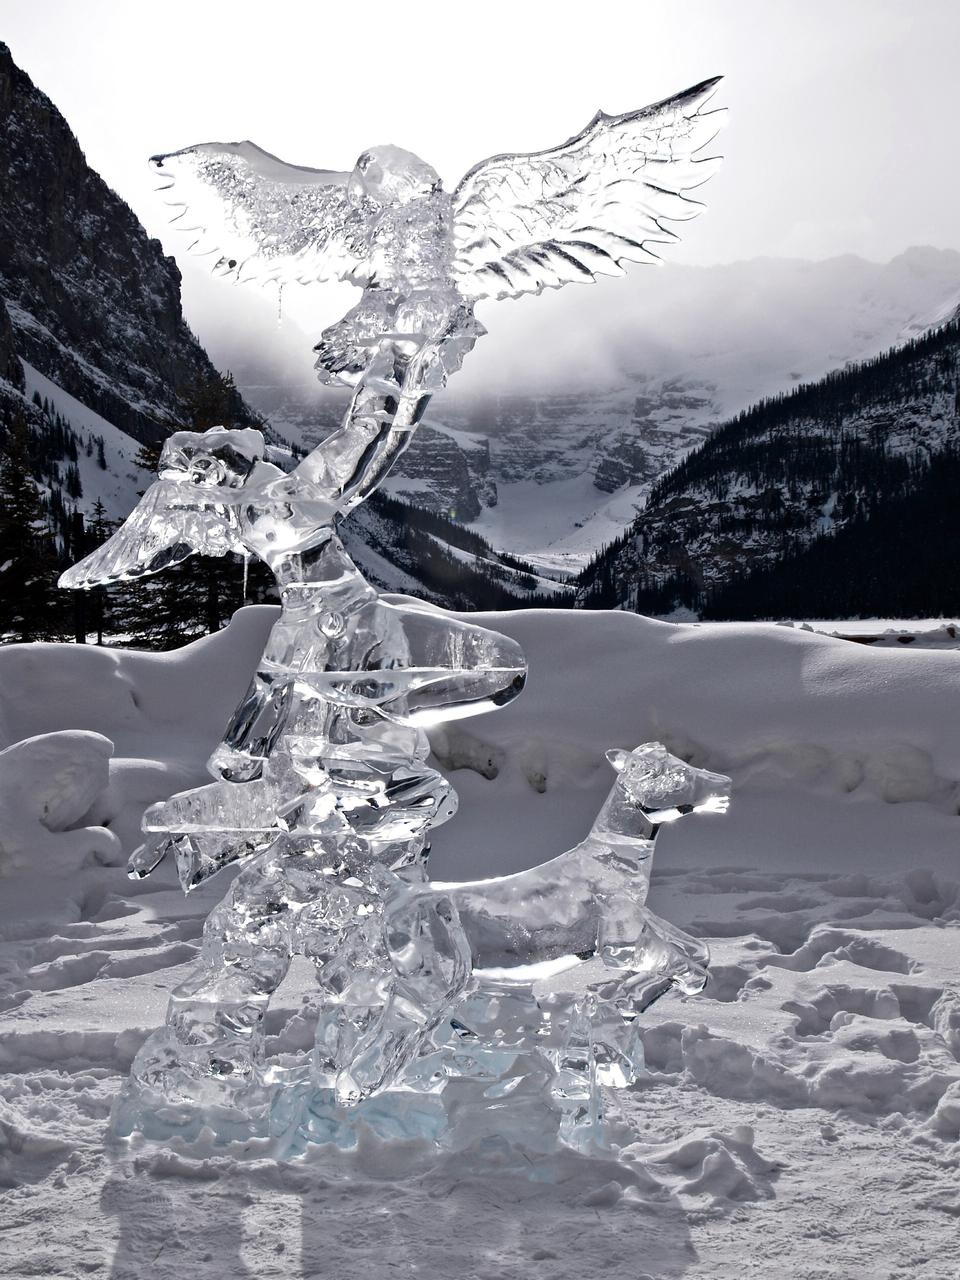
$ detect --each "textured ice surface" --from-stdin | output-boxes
[151,79,722,308]
[57,80,725,1148]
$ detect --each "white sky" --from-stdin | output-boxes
[3,0,959,368]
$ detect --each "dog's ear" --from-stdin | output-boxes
[605,748,630,773]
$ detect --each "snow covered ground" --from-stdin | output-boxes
[2,607,960,1278]
[465,472,649,578]
[799,619,960,649]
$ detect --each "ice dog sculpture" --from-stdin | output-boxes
[289,743,729,1152]
[60,79,726,1147]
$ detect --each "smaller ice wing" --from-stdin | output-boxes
[452,78,723,301]
[58,481,244,590]
[151,140,376,287]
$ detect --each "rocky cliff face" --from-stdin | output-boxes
[591,384,715,492]
[0,296,23,393]
[384,424,494,522]
[0,41,251,446]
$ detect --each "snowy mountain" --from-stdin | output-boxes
[228,248,960,574]
[0,45,551,621]
[0,40,264,533]
[578,315,960,617]
[0,43,254,449]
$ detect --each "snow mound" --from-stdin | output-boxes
[0,731,119,875]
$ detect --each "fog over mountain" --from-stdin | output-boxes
[194,247,960,399]
[200,247,960,572]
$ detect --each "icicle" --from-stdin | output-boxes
[242,549,249,601]
[277,283,284,325]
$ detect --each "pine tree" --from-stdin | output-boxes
[68,509,88,643]
[182,367,241,431]
[84,500,114,645]
[65,461,83,499]
[0,412,66,640]
[133,439,161,490]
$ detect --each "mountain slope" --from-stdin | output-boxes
[342,495,570,610]
[704,447,960,620]
[577,316,960,614]
[0,41,252,448]
[0,44,551,624]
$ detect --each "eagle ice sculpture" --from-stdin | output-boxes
[152,76,723,392]
[60,79,726,1152]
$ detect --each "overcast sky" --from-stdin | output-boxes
[3,0,959,368]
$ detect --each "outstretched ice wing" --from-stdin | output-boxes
[151,141,375,287]
[451,78,723,301]
[58,481,244,590]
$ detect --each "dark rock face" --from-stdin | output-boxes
[592,387,715,492]
[0,42,252,445]
[387,425,493,521]
[0,296,23,391]
[591,385,716,492]
[426,383,719,501]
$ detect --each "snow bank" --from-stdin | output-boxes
[3,605,960,883]
[429,608,960,880]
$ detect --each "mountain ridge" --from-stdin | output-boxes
[577,315,960,616]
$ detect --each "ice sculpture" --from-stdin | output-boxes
[59,78,726,1149]
[286,744,728,1153]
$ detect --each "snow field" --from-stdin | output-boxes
[1,607,959,1277]
[20,362,151,523]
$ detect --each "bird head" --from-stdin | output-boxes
[348,146,442,206]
